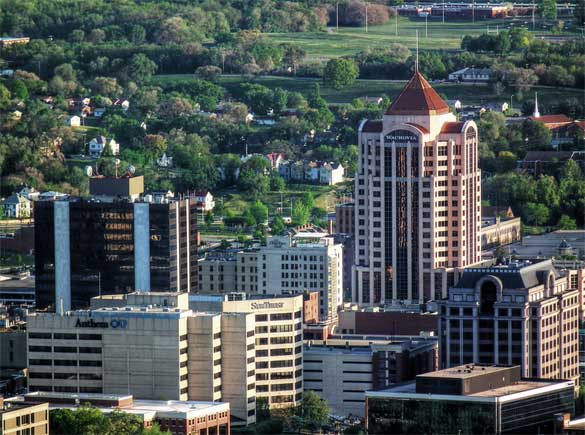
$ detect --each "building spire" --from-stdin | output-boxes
[533,92,540,118]
[415,30,419,73]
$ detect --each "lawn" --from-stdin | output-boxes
[216,181,352,217]
[154,73,582,107]
[264,17,536,59]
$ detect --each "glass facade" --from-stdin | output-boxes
[34,199,197,310]
[367,397,495,434]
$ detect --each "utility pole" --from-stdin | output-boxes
[336,2,339,31]
[442,0,445,24]
[396,12,399,35]
[425,14,428,38]
[532,0,536,30]
[472,0,475,23]
[365,2,368,33]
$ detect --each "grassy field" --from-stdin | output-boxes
[216,181,352,217]
[265,17,535,59]
[154,73,582,107]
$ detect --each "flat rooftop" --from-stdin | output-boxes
[419,364,511,380]
[14,392,228,419]
[371,379,557,399]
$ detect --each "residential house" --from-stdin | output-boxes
[39,191,67,201]
[304,161,320,182]
[18,187,39,201]
[143,190,174,204]
[0,69,14,77]
[66,115,80,127]
[88,136,119,158]
[361,96,384,106]
[518,150,585,177]
[483,101,509,112]
[266,153,285,171]
[1,194,32,219]
[448,67,492,82]
[114,99,130,111]
[156,153,173,168]
[254,116,276,126]
[192,190,215,212]
[93,108,106,118]
[279,160,345,185]
[319,162,344,185]
[446,99,462,111]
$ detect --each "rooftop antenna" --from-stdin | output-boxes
[415,30,419,73]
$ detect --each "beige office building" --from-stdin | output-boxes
[27,292,304,425]
[0,398,48,435]
[190,294,304,409]
[27,292,191,401]
[198,235,343,322]
[354,70,481,305]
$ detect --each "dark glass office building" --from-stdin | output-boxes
[365,365,575,435]
[35,197,198,311]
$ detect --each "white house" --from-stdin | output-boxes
[66,115,81,127]
[446,99,462,111]
[1,193,31,219]
[18,186,39,201]
[156,153,173,168]
[483,101,509,113]
[193,190,215,212]
[88,136,119,158]
[114,99,130,111]
[448,67,491,82]
[319,162,344,185]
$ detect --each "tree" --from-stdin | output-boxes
[126,54,157,84]
[0,84,11,110]
[324,58,359,90]
[522,119,552,151]
[196,65,222,81]
[143,134,167,159]
[292,200,311,226]
[9,79,28,101]
[298,390,329,429]
[557,214,578,230]
[130,25,146,45]
[272,215,285,234]
[87,28,106,44]
[250,200,269,224]
[538,0,558,20]
[282,44,306,74]
[204,211,214,227]
[302,192,315,210]
[535,175,560,210]
[92,77,123,99]
[239,170,269,199]
[270,174,286,191]
[157,97,193,119]
[524,202,551,226]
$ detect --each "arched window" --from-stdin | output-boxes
[480,280,497,315]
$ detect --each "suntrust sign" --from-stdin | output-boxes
[75,318,128,329]
[250,302,284,310]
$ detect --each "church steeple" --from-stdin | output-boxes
[533,92,540,118]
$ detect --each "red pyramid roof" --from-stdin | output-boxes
[386,72,450,116]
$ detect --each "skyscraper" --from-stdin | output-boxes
[353,70,481,305]
[34,176,198,311]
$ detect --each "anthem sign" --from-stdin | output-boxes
[75,318,127,329]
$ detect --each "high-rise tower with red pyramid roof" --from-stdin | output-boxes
[353,70,481,305]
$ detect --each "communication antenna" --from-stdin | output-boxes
[415,30,419,73]
[84,165,93,177]
[127,165,136,175]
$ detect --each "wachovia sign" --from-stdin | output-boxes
[75,318,128,329]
